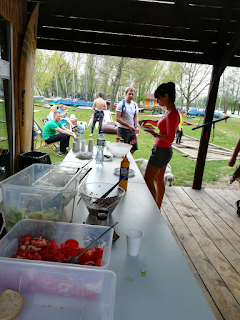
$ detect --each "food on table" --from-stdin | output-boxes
[140,123,155,131]
[11,235,104,267]
[0,289,24,320]
[85,195,122,217]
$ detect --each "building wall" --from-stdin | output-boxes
[0,0,27,165]
[144,99,158,108]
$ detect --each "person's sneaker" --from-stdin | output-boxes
[58,151,68,157]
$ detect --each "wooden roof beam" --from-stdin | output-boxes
[174,0,217,64]
[38,0,67,28]
[217,0,234,57]
[218,24,240,76]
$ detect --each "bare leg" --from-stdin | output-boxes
[71,118,77,126]
[144,163,160,202]
[155,166,166,208]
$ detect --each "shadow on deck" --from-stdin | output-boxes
[162,186,240,320]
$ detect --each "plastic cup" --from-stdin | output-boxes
[88,139,93,152]
[126,229,144,256]
[72,141,79,153]
[81,140,86,152]
[75,137,80,149]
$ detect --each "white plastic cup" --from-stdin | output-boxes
[88,139,94,152]
[72,142,79,153]
[126,229,144,256]
[81,140,86,152]
[75,137,80,150]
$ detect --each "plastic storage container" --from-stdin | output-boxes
[0,259,116,320]
[0,219,113,270]
[1,164,84,230]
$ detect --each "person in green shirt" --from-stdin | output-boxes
[42,110,76,156]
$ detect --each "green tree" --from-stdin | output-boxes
[164,62,212,111]
[130,60,164,106]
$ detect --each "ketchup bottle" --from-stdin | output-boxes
[119,155,130,191]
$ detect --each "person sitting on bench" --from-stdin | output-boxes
[42,110,76,156]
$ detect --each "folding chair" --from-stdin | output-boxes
[33,120,59,157]
[39,118,50,126]
[103,110,114,122]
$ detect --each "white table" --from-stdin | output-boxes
[63,149,216,320]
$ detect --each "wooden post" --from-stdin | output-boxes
[192,64,221,189]
[0,0,27,169]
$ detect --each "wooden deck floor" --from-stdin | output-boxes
[161,186,240,320]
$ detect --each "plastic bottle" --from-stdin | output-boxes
[78,121,85,143]
[119,155,130,190]
[96,131,105,165]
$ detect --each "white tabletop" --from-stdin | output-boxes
[63,149,216,320]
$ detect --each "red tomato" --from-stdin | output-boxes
[31,237,48,248]
[60,242,66,249]
[28,246,42,254]
[39,247,50,256]
[65,239,79,249]
[95,258,102,267]
[19,235,32,247]
[52,253,65,262]
[32,252,42,260]
[78,249,98,264]
[48,240,59,250]
[12,249,32,260]
[41,247,59,260]
[61,247,80,257]
[94,247,103,259]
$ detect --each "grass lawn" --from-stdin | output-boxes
[1,101,239,187]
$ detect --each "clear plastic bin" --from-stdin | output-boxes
[0,259,116,320]
[0,164,88,230]
[0,219,113,270]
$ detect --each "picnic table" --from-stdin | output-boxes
[63,148,216,320]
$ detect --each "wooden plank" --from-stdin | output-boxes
[38,0,67,28]
[224,188,240,201]
[37,27,204,53]
[183,187,240,251]
[162,194,240,320]
[161,207,225,320]
[213,189,239,207]
[37,38,213,64]
[203,188,238,219]
[41,0,224,31]
[216,0,234,56]
[165,187,240,272]
[36,14,220,43]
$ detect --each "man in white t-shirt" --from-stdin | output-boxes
[115,87,139,154]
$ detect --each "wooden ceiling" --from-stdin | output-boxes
[27,0,240,67]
